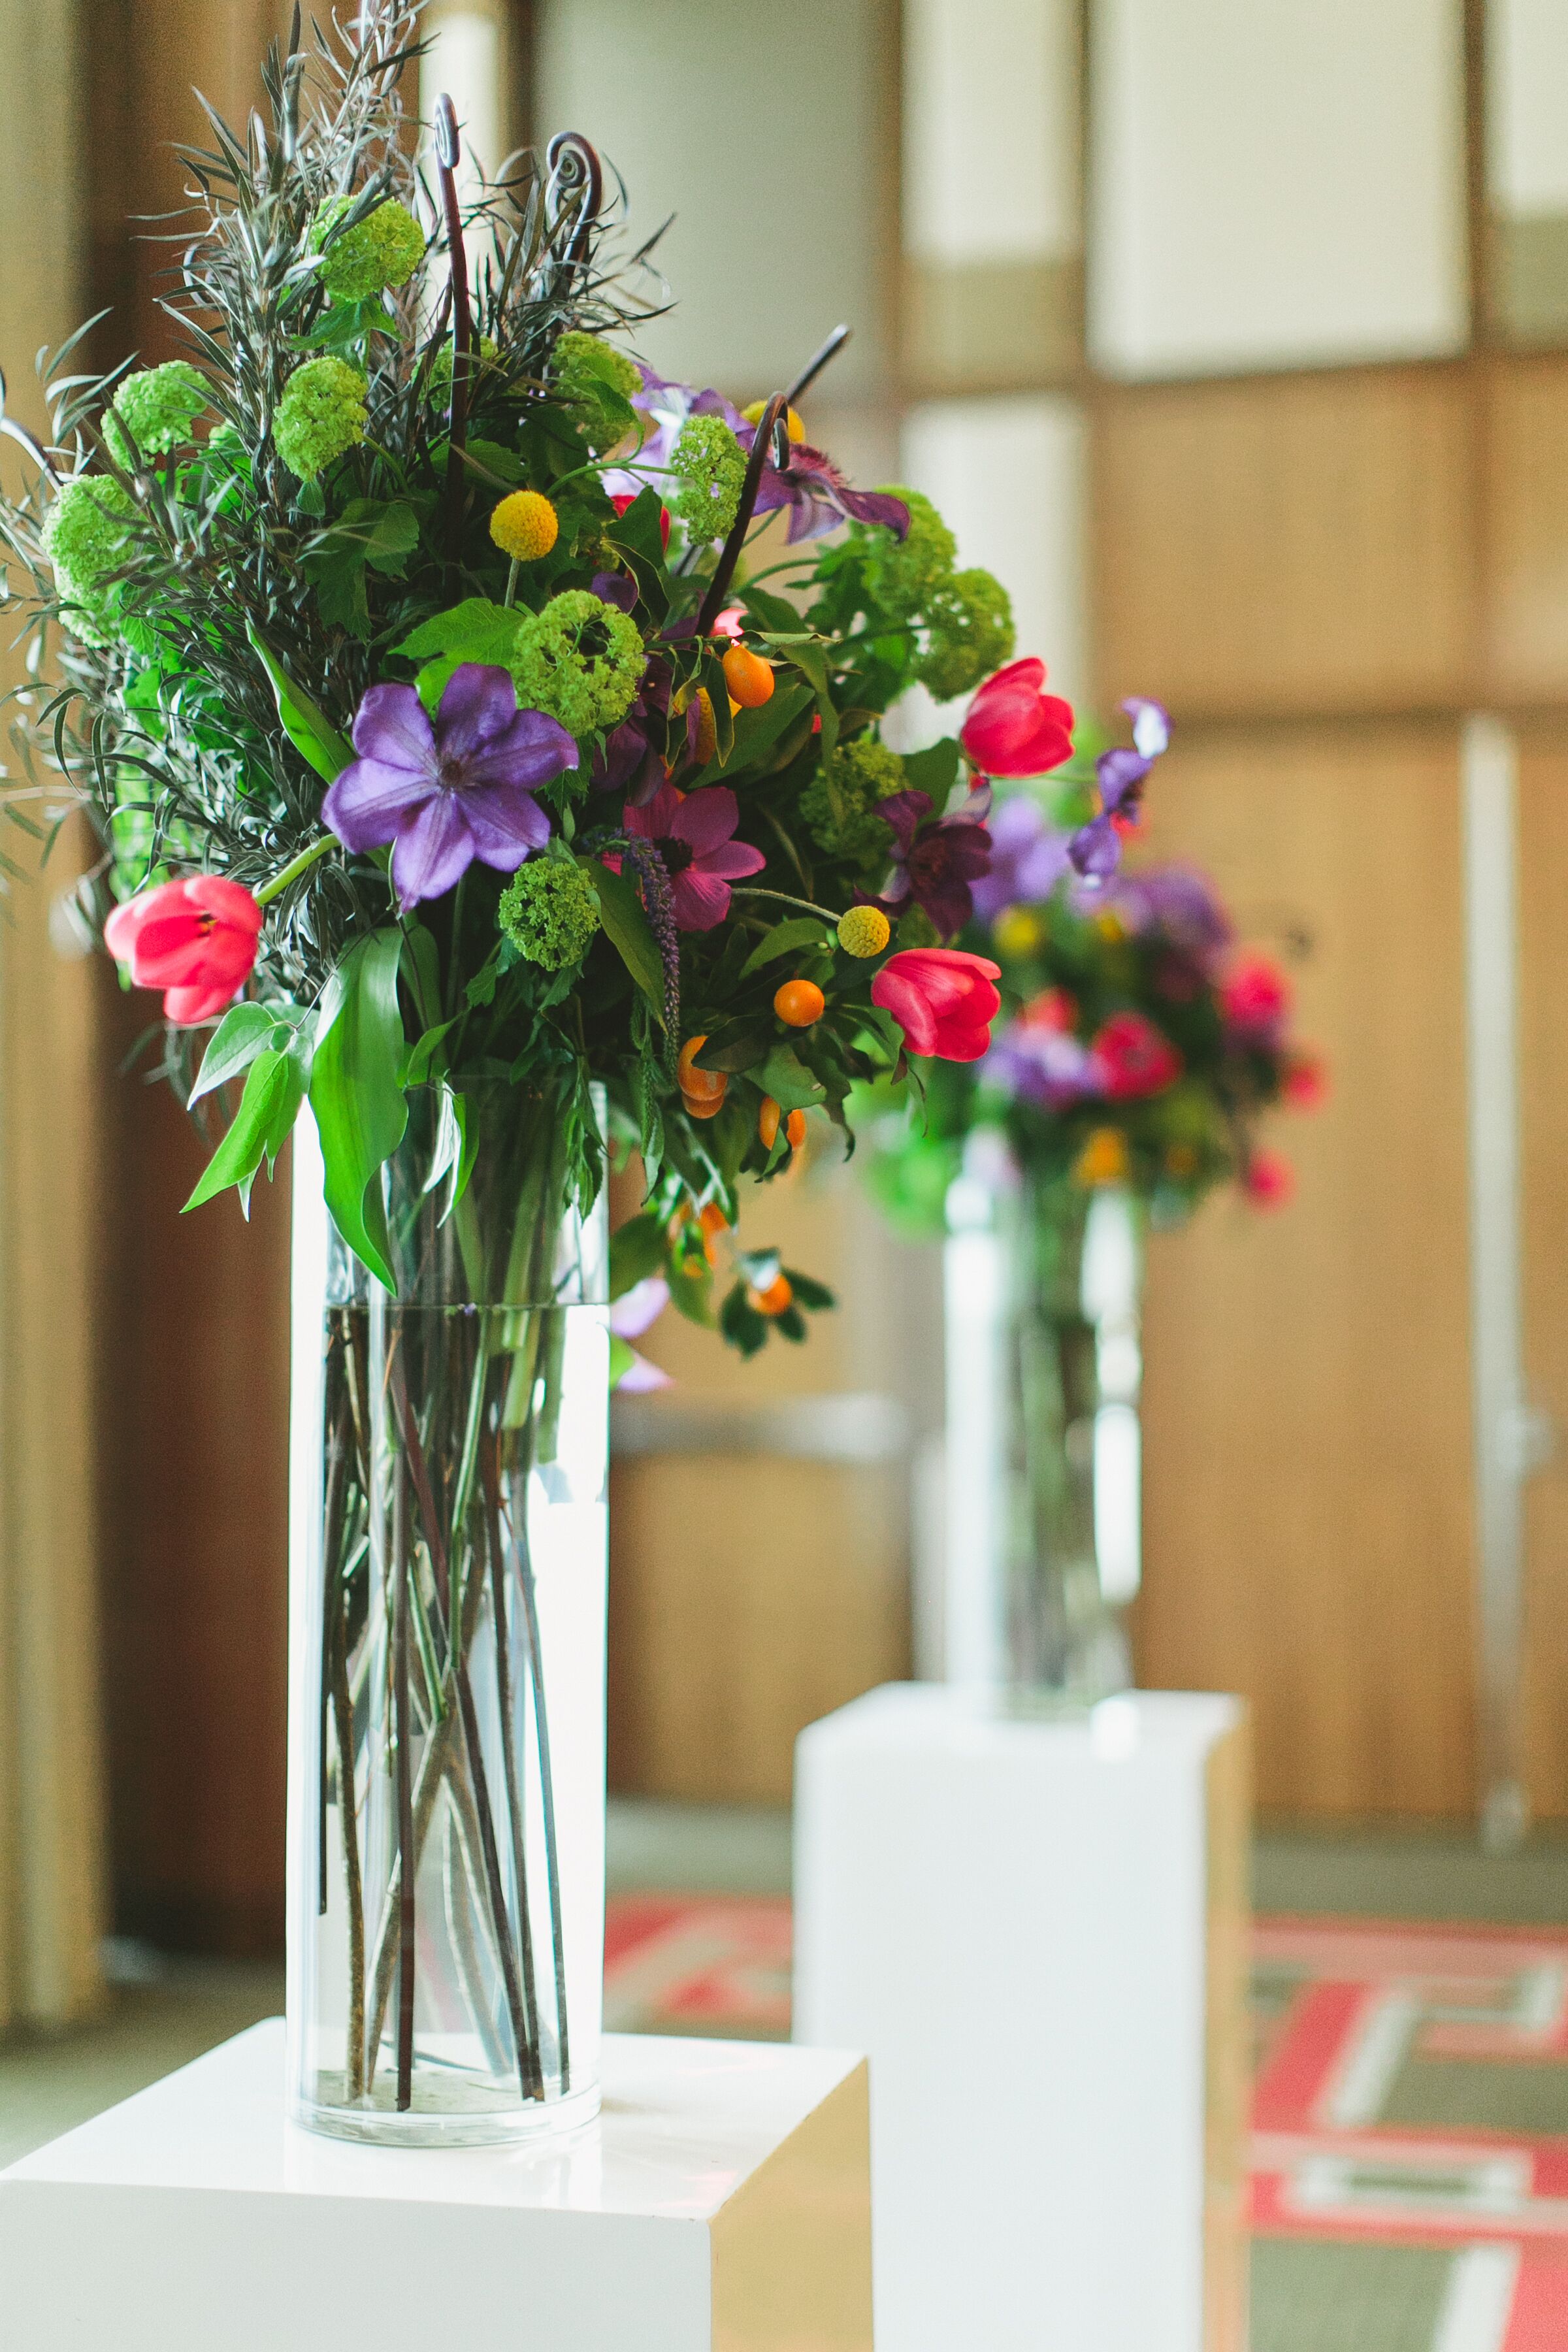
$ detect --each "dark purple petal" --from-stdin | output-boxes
[836,485,911,538]
[323,755,435,849]
[350,682,437,776]
[875,789,932,858]
[391,794,474,906]
[459,783,551,872]
[591,570,638,613]
[459,704,578,791]
[435,663,522,762]
[593,714,651,791]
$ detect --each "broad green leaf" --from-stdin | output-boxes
[738,916,831,981]
[758,1043,826,1113]
[593,858,666,1021]
[183,1048,289,1211]
[689,1022,770,1075]
[740,584,805,633]
[609,1209,667,1299]
[606,485,667,568]
[693,679,813,787]
[903,737,961,804]
[766,637,838,757]
[308,928,409,1292]
[461,438,527,487]
[395,597,521,665]
[402,1019,455,1088]
[248,625,353,783]
[190,1002,282,1105]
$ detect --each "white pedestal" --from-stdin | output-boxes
[793,1684,1250,2352]
[0,2023,872,2352]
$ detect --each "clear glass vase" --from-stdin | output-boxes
[286,1085,609,2146]
[944,1143,1141,1701]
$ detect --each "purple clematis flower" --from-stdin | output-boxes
[1068,696,1172,884]
[323,663,576,908]
[872,786,993,941]
[970,794,1073,921]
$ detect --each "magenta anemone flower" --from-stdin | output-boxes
[323,664,576,908]
[872,787,992,941]
[621,780,765,930]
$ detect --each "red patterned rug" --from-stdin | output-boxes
[604,1900,1568,2348]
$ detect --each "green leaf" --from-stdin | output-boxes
[903,737,961,804]
[461,438,527,487]
[610,1209,668,1299]
[693,679,813,787]
[608,1333,638,1388]
[606,485,667,568]
[758,1043,826,1113]
[189,1002,284,1106]
[739,584,805,633]
[767,636,839,757]
[690,1022,771,1075]
[738,916,830,981]
[593,858,666,1021]
[308,929,409,1291]
[248,625,353,783]
[783,1267,837,1311]
[183,1048,290,1212]
[395,597,521,665]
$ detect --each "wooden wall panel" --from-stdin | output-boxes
[1485,357,1568,702]
[1516,729,1568,1821]
[1132,727,1478,1818]
[1094,370,1477,721]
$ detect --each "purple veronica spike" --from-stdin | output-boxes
[323,664,576,908]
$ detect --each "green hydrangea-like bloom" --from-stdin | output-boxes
[105,361,208,465]
[510,590,645,740]
[42,476,138,645]
[555,332,640,454]
[497,858,602,970]
[800,736,907,879]
[670,414,746,542]
[312,195,425,301]
[274,357,368,480]
[429,333,500,398]
[917,567,1016,700]
[866,486,956,617]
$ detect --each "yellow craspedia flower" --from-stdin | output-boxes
[1095,910,1125,943]
[1075,1126,1130,1188]
[742,397,806,443]
[992,907,1041,958]
[490,489,559,563]
[837,904,891,958]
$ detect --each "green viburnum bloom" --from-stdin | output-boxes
[669,414,746,542]
[865,486,956,617]
[800,736,907,879]
[917,566,1016,700]
[105,361,208,465]
[498,858,602,970]
[510,589,645,740]
[274,357,368,480]
[42,475,138,645]
[312,195,425,301]
[429,333,500,397]
[553,331,640,452]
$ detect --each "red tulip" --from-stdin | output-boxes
[871,947,1002,1062]
[960,658,1075,779]
[1222,953,1291,1038]
[1245,1149,1295,1209]
[1090,1009,1183,1100]
[103,875,263,1024]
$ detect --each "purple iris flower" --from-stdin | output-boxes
[872,786,992,941]
[747,436,910,545]
[970,794,1072,921]
[1067,696,1172,883]
[323,663,576,907]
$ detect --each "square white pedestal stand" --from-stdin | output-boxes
[0,2023,872,2352]
[794,1683,1250,2352]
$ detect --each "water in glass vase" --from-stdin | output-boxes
[287,1096,608,2147]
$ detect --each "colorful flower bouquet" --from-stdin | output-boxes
[0,3,1087,2142]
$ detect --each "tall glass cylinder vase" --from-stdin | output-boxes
[286,1085,609,2146]
[943,1142,1142,1699]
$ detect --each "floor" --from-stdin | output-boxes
[5,1808,1567,2351]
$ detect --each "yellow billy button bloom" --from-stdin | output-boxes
[489,489,559,563]
[742,398,806,443]
[992,907,1041,958]
[836,904,890,958]
[1075,1126,1130,1188]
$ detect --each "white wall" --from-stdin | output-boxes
[903,0,1079,269]
[1489,0,1568,216]
[1088,0,1469,378]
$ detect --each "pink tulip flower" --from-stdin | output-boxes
[103,874,263,1024]
[960,658,1075,779]
[871,947,1002,1062]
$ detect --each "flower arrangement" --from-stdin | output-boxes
[859,705,1325,1236]
[0,3,1055,1366]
